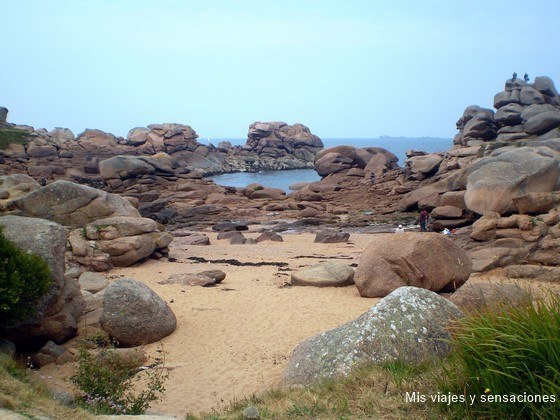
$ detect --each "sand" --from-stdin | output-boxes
[38,230,560,417]
[40,231,378,417]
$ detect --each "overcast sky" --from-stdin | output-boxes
[1,0,559,139]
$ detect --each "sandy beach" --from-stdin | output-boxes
[40,231,378,416]
[37,229,560,417]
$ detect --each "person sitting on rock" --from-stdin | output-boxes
[524,73,529,82]
[419,209,429,232]
[512,71,517,81]
[395,224,405,234]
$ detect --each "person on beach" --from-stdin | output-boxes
[419,209,429,232]
[395,224,405,234]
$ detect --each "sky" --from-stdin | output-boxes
[1,0,560,140]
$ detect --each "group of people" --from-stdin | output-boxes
[512,72,530,83]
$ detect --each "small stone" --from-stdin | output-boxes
[243,406,261,419]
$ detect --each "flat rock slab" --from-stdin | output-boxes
[291,262,354,287]
[159,270,226,287]
[181,234,210,245]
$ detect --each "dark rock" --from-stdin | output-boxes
[212,221,249,232]
[0,338,16,358]
[31,341,71,368]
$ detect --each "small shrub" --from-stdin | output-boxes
[252,185,264,191]
[439,294,560,419]
[0,226,52,328]
[71,341,168,415]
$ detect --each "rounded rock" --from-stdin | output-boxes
[100,278,177,347]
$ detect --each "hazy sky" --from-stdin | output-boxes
[2,0,560,140]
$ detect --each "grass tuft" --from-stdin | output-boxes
[0,353,90,419]
[0,128,29,150]
[439,293,560,419]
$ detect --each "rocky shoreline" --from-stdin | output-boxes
[2,75,560,417]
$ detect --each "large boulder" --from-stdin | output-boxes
[291,262,354,287]
[100,278,176,347]
[0,216,84,345]
[354,233,472,298]
[524,111,560,135]
[534,76,559,97]
[9,180,139,227]
[314,145,397,178]
[406,154,443,179]
[0,174,41,209]
[464,148,559,215]
[283,287,463,385]
[458,107,497,141]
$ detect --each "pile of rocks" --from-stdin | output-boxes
[314,145,399,179]
[243,121,323,162]
[0,174,174,271]
[455,76,560,146]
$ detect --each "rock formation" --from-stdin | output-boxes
[243,121,323,162]
[68,216,173,269]
[314,145,398,179]
[0,120,323,185]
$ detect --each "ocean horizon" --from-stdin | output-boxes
[208,136,452,192]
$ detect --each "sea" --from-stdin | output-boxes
[208,136,452,192]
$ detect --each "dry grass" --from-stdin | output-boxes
[194,361,443,419]
[0,353,91,420]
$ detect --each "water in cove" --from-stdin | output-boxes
[208,136,452,192]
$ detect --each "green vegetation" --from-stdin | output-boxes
[1,286,557,419]
[0,226,52,329]
[439,294,560,419]
[0,128,29,150]
[71,340,169,415]
[201,293,559,420]
[0,353,89,419]
[195,361,440,419]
